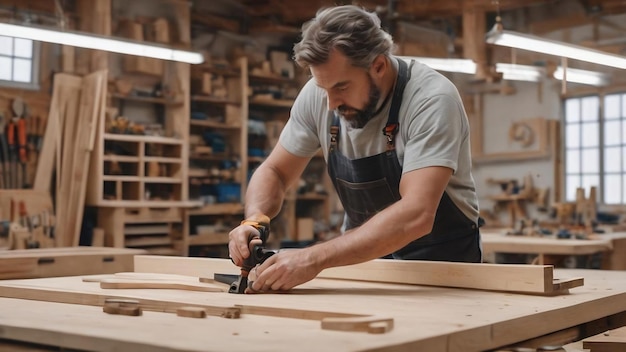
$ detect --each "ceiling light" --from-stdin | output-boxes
[0,22,204,64]
[553,66,609,86]
[486,23,626,70]
[399,56,477,74]
[495,63,544,82]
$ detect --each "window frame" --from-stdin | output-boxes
[563,90,626,205]
[0,37,41,90]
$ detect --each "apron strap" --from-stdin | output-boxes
[383,58,413,150]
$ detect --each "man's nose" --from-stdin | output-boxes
[327,93,343,111]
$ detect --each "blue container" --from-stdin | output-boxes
[215,183,241,203]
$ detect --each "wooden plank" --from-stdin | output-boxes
[55,70,107,247]
[133,256,583,294]
[99,278,223,292]
[33,74,82,192]
[0,247,145,279]
[319,259,582,294]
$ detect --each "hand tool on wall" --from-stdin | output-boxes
[223,216,276,294]
[8,98,27,189]
[0,113,9,188]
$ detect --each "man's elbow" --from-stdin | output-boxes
[402,209,437,239]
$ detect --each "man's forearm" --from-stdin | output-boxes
[244,165,288,220]
[311,199,435,269]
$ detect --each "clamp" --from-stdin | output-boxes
[228,218,276,294]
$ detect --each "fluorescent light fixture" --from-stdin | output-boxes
[486,24,626,70]
[0,22,204,64]
[399,56,477,74]
[553,66,609,86]
[495,63,545,82]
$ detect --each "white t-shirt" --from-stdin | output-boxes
[278,57,479,223]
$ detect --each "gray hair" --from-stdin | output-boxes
[293,5,394,69]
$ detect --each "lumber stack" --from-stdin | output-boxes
[33,71,108,247]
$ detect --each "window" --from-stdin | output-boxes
[564,93,626,204]
[0,35,39,89]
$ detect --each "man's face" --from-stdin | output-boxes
[336,74,381,128]
[311,50,383,129]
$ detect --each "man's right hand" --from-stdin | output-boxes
[228,223,264,266]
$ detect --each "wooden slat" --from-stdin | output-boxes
[33,74,83,192]
[133,256,583,294]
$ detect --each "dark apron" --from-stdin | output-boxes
[327,58,481,263]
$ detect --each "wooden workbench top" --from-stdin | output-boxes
[0,267,625,351]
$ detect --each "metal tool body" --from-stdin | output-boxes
[228,220,275,294]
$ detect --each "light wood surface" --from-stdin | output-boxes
[134,255,583,294]
[1,259,625,351]
[0,247,145,279]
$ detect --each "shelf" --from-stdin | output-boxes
[189,152,234,161]
[110,92,184,106]
[191,95,240,105]
[103,155,140,162]
[187,203,244,216]
[124,225,171,235]
[249,74,293,85]
[104,133,184,145]
[190,120,241,129]
[143,156,182,163]
[192,65,241,77]
[97,200,201,208]
[125,236,173,247]
[249,97,294,108]
[188,232,230,246]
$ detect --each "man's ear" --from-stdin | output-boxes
[371,55,386,77]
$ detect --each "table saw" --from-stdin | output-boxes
[0,255,625,351]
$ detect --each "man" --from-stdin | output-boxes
[229,5,481,292]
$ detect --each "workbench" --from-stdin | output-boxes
[481,230,626,269]
[0,256,625,351]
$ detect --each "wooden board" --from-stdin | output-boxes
[33,73,83,192]
[0,247,145,279]
[0,268,624,351]
[134,256,583,294]
[583,326,626,351]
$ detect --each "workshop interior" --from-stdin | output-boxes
[2,0,626,351]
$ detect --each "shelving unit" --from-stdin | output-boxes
[182,57,249,256]
[84,0,192,255]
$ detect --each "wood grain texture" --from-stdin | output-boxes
[99,278,223,292]
[0,268,624,352]
[135,255,583,294]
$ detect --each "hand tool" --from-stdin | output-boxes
[225,216,276,294]
[0,113,8,188]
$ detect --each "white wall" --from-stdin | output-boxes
[471,79,563,223]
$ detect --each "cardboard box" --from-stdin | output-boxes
[296,218,314,242]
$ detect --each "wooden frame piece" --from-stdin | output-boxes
[133,255,584,295]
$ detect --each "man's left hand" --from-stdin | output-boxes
[247,248,322,293]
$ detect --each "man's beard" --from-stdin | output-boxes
[335,75,381,129]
